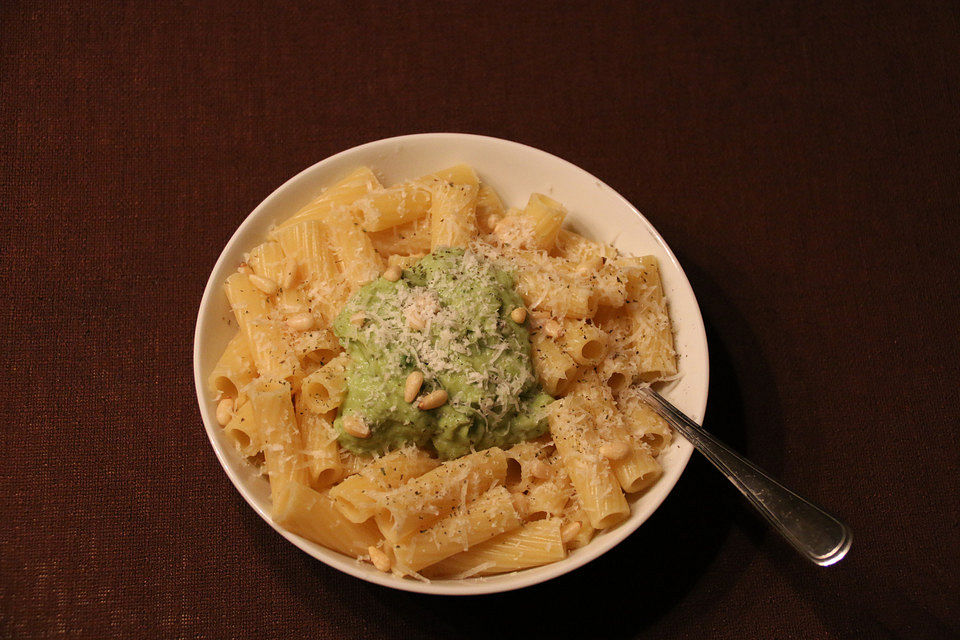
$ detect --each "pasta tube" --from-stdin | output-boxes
[300,353,349,414]
[274,166,381,231]
[520,193,565,251]
[617,256,677,380]
[392,486,522,574]
[273,481,383,557]
[208,331,257,401]
[275,220,345,320]
[618,388,673,454]
[548,396,629,529]
[222,399,261,458]
[368,217,432,257]
[375,447,508,541]
[558,318,610,366]
[320,212,383,290]
[249,378,309,510]
[475,182,505,233]
[531,331,580,396]
[568,371,660,493]
[424,518,565,578]
[426,164,479,249]
[356,183,432,232]
[328,447,439,523]
[295,398,343,490]
[224,272,300,380]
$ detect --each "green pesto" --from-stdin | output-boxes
[332,247,552,459]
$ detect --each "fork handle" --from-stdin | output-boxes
[637,387,852,566]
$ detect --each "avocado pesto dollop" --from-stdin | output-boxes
[332,247,552,459]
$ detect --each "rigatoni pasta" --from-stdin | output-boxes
[273,481,383,557]
[249,378,309,507]
[223,272,301,381]
[426,168,479,249]
[327,447,439,523]
[274,166,381,231]
[208,331,256,401]
[222,400,260,458]
[392,486,522,574]
[355,182,432,232]
[375,447,508,542]
[295,398,343,490]
[210,163,679,580]
[424,518,566,578]
[300,352,349,414]
[549,395,630,529]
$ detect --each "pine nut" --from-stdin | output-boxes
[404,371,424,403]
[368,545,391,573]
[286,312,314,332]
[249,274,279,295]
[561,521,582,544]
[599,442,630,461]
[349,312,366,327]
[216,398,234,426]
[529,460,552,480]
[417,389,448,410]
[342,414,370,439]
[510,307,527,323]
[281,301,308,314]
[281,257,299,289]
[383,265,402,282]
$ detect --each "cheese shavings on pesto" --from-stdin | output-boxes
[332,247,552,459]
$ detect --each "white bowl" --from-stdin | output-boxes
[194,133,709,595]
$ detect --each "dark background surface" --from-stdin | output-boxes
[2,1,958,638]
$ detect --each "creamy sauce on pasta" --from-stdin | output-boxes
[332,248,552,459]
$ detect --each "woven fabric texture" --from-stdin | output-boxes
[1,2,958,638]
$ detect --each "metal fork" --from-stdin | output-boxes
[637,386,852,566]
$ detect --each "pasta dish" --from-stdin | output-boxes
[208,164,677,579]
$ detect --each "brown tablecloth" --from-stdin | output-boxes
[2,2,958,638]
